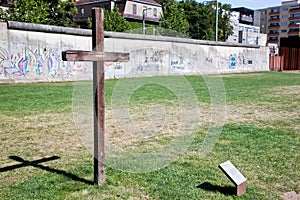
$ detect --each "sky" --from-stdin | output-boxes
[216,0,284,10]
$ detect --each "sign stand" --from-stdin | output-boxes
[219,160,247,196]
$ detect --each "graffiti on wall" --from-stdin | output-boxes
[0,46,87,78]
[170,55,185,72]
[104,62,124,78]
[134,49,164,75]
[206,53,253,70]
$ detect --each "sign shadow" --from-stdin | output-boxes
[197,182,236,196]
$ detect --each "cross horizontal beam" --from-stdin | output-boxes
[62,50,130,62]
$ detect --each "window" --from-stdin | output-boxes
[270,22,279,27]
[153,8,157,17]
[293,13,300,18]
[282,7,288,12]
[281,29,287,33]
[281,22,288,26]
[132,4,137,15]
[261,18,266,22]
[261,24,266,29]
[262,10,266,14]
[290,20,300,25]
[80,8,85,17]
[271,8,279,13]
[269,37,278,41]
[282,15,288,19]
[289,28,300,32]
[269,30,279,34]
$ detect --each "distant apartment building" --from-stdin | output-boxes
[259,0,300,44]
[227,7,267,46]
[75,0,162,27]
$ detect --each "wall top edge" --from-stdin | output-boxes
[7,21,92,36]
[104,31,260,48]
[5,21,259,48]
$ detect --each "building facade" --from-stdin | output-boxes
[75,0,162,27]
[259,0,300,45]
[227,8,267,46]
[0,0,15,11]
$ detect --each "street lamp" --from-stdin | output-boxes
[143,7,152,35]
[204,0,218,41]
[215,0,218,42]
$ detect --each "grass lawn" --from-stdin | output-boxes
[0,72,299,199]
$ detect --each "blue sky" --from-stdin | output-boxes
[217,0,283,9]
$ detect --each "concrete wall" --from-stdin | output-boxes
[0,20,269,83]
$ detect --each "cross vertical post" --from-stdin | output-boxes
[61,8,129,186]
[92,8,105,186]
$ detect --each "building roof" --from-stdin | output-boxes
[75,0,161,7]
[232,7,254,13]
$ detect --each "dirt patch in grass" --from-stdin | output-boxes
[76,99,299,153]
[282,191,300,200]
[0,111,87,187]
[0,112,84,159]
[220,73,265,77]
[271,85,300,96]
[226,104,298,123]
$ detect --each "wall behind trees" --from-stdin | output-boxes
[0,21,269,83]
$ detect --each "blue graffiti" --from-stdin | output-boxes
[229,54,237,69]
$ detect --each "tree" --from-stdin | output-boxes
[156,0,174,10]
[217,3,233,41]
[179,0,233,41]
[159,0,189,36]
[51,0,78,27]
[104,6,130,32]
[2,0,51,24]
[179,0,211,40]
[1,0,78,27]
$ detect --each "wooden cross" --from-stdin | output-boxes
[62,8,130,185]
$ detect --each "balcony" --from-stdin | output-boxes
[268,18,280,22]
[290,8,300,13]
[288,30,300,35]
[267,39,278,43]
[288,23,300,28]
[289,16,300,20]
[290,6,300,13]
[268,25,280,29]
[269,11,280,15]
[268,33,279,36]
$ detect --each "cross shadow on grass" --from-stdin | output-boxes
[0,156,94,185]
[197,182,236,196]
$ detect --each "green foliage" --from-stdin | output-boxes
[87,17,92,29]
[160,0,233,41]
[104,6,130,32]
[179,0,211,40]
[50,0,78,27]
[1,0,77,27]
[217,3,234,41]
[156,0,174,9]
[159,0,189,36]
[2,0,51,24]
